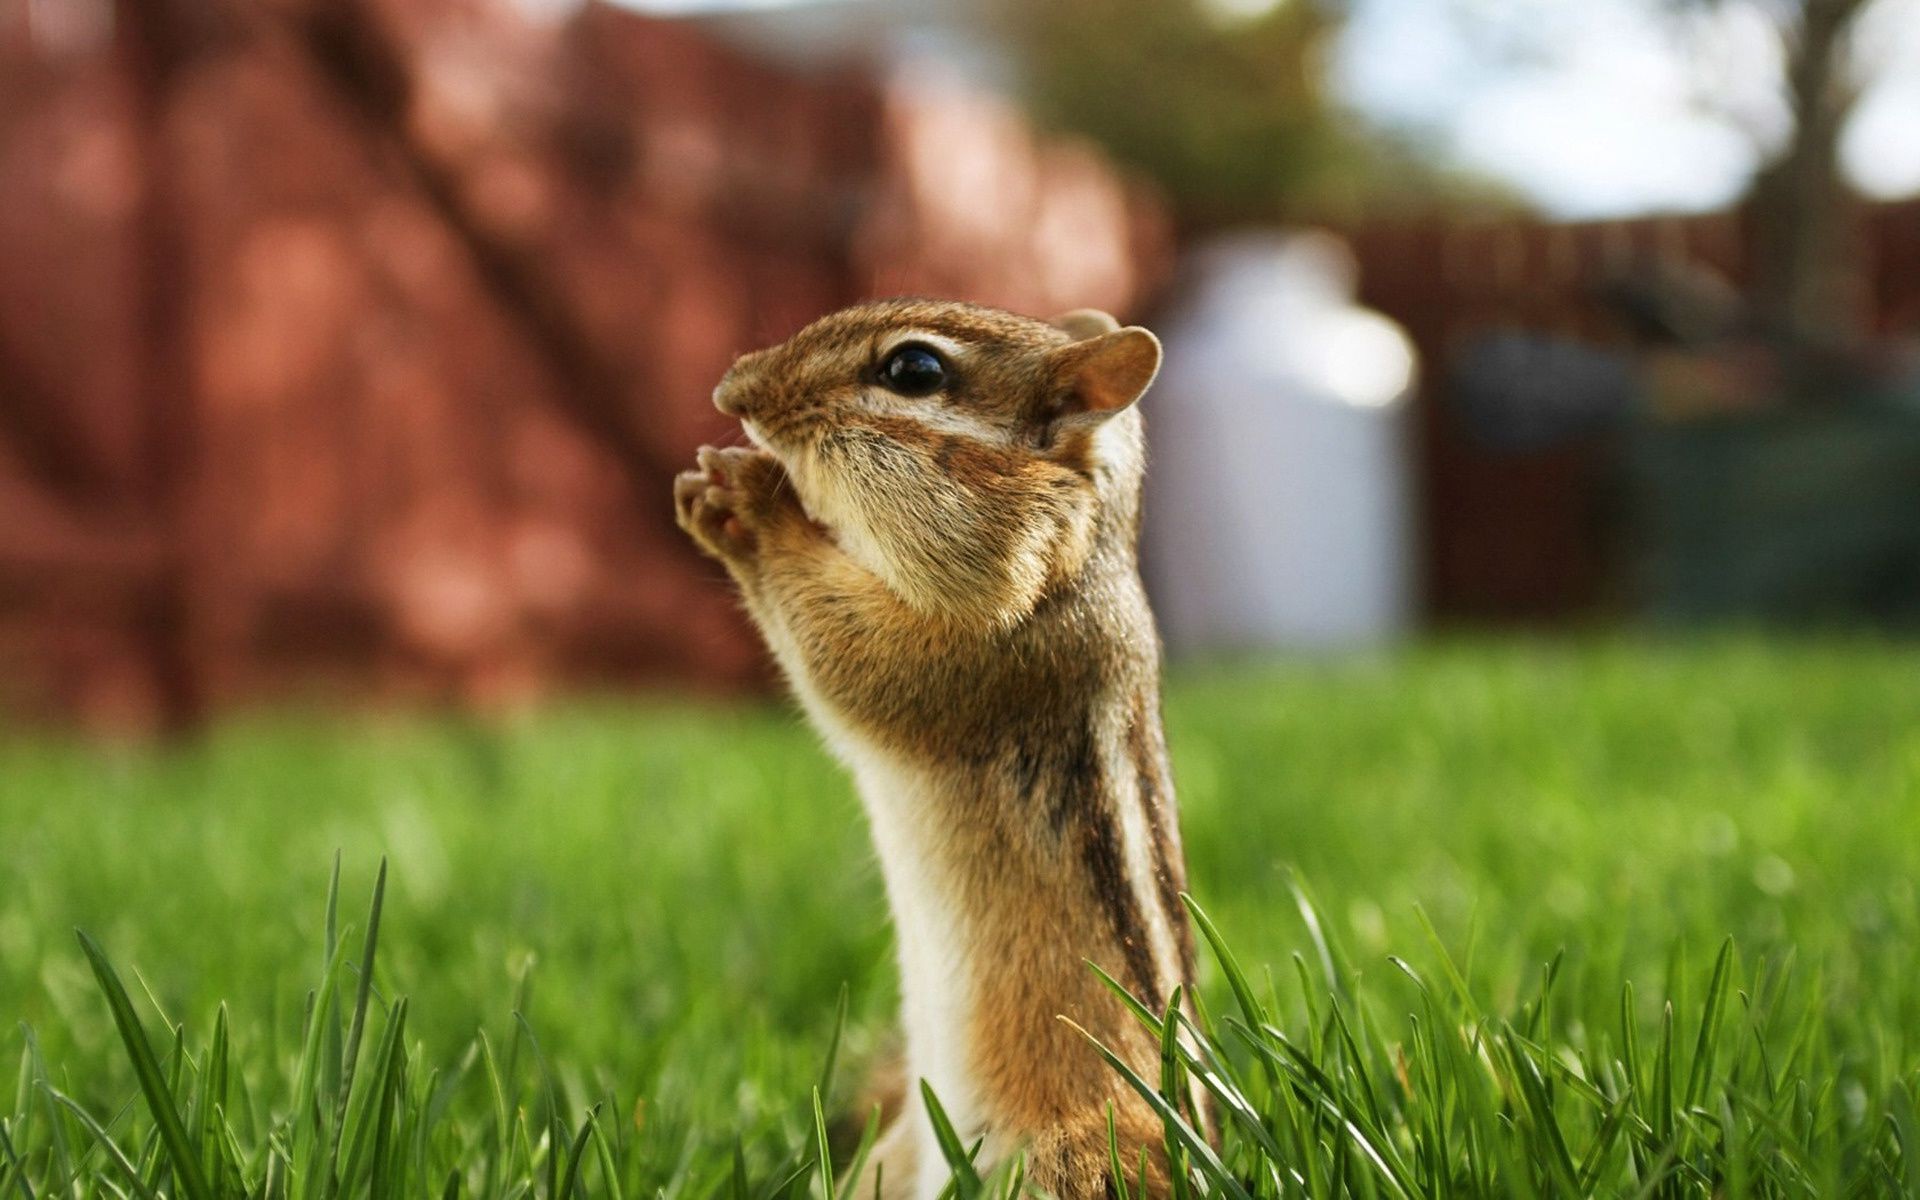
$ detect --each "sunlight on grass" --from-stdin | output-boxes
[2,637,1916,1195]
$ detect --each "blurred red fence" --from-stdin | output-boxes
[1344,200,1920,623]
[0,0,1168,730]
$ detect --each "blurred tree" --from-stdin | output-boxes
[1687,0,1876,355]
[997,0,1512,227]
[1452,0,1880,357]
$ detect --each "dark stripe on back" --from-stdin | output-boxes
[1078,804,1163,1010]
[1008,723,1088,832]
[1050,724,1101,833]
[1010,717,1163,1007]
[1130,688,1196,988]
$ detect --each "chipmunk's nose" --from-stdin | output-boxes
[712,353,766,417]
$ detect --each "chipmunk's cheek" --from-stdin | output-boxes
[778,448,844,538]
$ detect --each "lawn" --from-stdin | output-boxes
[2,637,1916,1196]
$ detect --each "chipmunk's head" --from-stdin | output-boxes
[713,299,1162,625]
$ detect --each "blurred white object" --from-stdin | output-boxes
[1144,230,1417,654]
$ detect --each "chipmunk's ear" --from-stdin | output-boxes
[1049,308,1121,340]
[1050,326,1162,418]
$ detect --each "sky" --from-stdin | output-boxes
[1333,0,1920,218]
[613,0,1920,220]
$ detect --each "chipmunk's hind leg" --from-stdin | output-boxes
[849,1047,909,1133]
[834,1048,909,1200]
[839,1117,915,1200]
[1022,1118,1171,1200]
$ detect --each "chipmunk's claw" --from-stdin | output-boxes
[676,445,790,564]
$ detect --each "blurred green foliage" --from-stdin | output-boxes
[999,0,1515,223]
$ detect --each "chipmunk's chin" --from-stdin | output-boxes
[740,419,791,471]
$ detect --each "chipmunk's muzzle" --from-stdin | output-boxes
[711,375,751,418]
[713,375,785,459]
[713,348,780,419]
[714,352,824,457]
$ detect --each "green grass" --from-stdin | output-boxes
[2,637,1917,1196]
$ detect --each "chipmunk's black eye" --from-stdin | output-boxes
[879,345,947,397]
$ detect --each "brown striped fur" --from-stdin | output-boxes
[673,300,1199,1199]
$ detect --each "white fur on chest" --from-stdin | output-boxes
[845,745,982,1200]
[759,625,979,1199]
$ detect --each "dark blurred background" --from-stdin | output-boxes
[3,0,1918,734]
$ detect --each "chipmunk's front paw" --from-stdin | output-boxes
[674,445,793,566]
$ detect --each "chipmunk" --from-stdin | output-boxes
[674,299,1199,1199]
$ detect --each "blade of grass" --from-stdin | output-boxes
[555,1105,597,1200]
[0,1118,34,1200]
[1682,938,1735,1112]
[811,1088,835,1200]
[1241,1024,1415,1200]
[1106,1105,1132,1200]
[817,986,849,1106]
[1088,963,1167,1035]
[1499,1025,1581,1194]
[74,931,212,1200]
[917,1081,982,1200]
[1180,895,1263,1030]
[323,858,387,1200]
[336,998,408,1193]
[588,1105,628,1200]
[1062,1018,1253,1200]
[367,1051,406,1200]
[1287,874,1347,999]
[322,854,344,1113]
[20,1028,75,1188]
[198,1004,230,1193]
[43,1090,160,1200]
